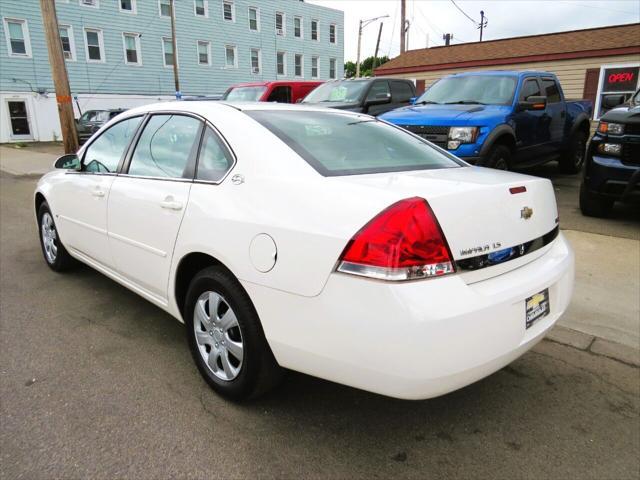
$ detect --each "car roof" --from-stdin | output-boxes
[449,70,551,77]
[228,81,324,88]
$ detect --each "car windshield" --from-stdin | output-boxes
[416,75,517,106]
[302,81,369,103]
[247,110,462,176]
[223,86,267,102]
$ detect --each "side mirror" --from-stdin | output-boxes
[54,154,81,171]
[409,96,418,105]
[603,94,625,109]
[295,98,303,104]
[365,92,391,107]
[518,95,547,111]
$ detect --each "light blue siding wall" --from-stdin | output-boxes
[0,0,344,96]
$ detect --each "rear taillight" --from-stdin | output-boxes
[337,197,455,281]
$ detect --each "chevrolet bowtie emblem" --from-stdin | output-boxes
[521,207,533,220]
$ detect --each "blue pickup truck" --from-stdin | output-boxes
[380,71,593,172]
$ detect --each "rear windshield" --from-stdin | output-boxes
[223,86,267,101]
[247,110,462,176]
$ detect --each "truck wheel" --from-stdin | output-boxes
[478,144,511,170]
[579,182,613,218]
[559,131,587,174]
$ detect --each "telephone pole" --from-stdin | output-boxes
[170,0,181,99]
[479,10,486,41]
[355,15,388,78]
[39,0,78,153]
[400,0,406,53]
[372,22,384,71]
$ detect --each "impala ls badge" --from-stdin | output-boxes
[521,207,533,220]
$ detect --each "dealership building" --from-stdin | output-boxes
[0,0,343,143]
[376,23,640,122]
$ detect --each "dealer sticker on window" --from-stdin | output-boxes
[525,288,550,329]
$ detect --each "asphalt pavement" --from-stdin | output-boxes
[0,155,639,479]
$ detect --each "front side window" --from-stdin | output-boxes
[277,51,286,76]
[311,20,318,41]
[198,41,210,65]
[294,16,302,38]
[59,25,75,60]
[294,54,303,77]
[83,116,142,173]
[223,1,234,21]
[195,0,207,16]
[520,79,541,101]
[366,81,390,102]
[248,7,259,31]
[311,56,319,79]
[541,78,561,103]
[162,37,174,67]
[196,128,234,182]
[128,115,201,178]
[275,12,284,35]
[329,24,336,44]
[84,29,103,62]
[250,48,261,74]
[5,19,30,57]
[123,33,141,65]
[417,75,517,106]
[247,111,461,177]
[329,58,336,79]
[159,0,171,17]
[225,45,236,68]
[390,80,413,102]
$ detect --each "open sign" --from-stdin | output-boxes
[603,66,640,92]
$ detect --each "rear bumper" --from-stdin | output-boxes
[244,233,575,400]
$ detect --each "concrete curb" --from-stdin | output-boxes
[545,325,640,367]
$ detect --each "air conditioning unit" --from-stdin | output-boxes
[82,0,96,5]
[252,67,260,74]
[63,51,72,60]
[276,28,284,36]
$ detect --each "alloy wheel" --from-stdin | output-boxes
[41,212,58,263]
[193,291,244,381]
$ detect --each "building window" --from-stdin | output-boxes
[123,32,141,65]
[248,7,259,31]
[329,24,336,44]
[277,51,286,76]
[311,19,318,41]
[197,40,210,65]
[294,16,302,38]
[84,28,104,62]
[120,0,136,13]
[294,54,303,77]
[275,12,285,36]
[159,0,171,17]
[194,0,207,17]
[225,45,237,68]
[329,57,336,79]
[59,25,76,61]
[250,48,261,74]
[79,0,98,7]
[162,37,175,67]
[311,56,319,79]
[3,18,31,57]
[594,63,640,118]
[223,1,234,22]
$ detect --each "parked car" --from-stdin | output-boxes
[380,71,592,172]
[580,89,640,217]
[222,81,322,104]
[76,109,127,144]
[301,78,416,116]
[36,102,574,401]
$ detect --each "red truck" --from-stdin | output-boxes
[222,81,323,104]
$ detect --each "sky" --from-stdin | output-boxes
[307,0,640,62]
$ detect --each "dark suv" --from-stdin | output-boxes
[301,78,416,116]
[76,109,126,144]
[580,90,640,217]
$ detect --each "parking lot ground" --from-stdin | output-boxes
[1,166,639,479]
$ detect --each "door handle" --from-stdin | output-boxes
[91,188,105,198]
[160,199,183,211]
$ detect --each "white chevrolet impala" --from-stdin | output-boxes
[35,102,574,400]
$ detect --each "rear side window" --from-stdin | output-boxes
[520,79,541,101]
[391,81,414,102]
[247,110,461,177]
[128,114,202,178]
[542,78,561,103]
[196,127,234,182]
[83,116,142,173]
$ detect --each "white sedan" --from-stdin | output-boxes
[35,102,574,400]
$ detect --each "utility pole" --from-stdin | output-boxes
[355,15,389,78]
[372,22,383,71]
[170,0,181,99]
[400,0,406,53]
[479,10,486,41]
[40,0,78,153]
[443,33,453,46]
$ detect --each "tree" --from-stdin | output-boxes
[344,56,389,78]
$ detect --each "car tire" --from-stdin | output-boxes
[478,144,511,170]
[559,131,587,174]
[37,202,75,272]
[579,182,614,218]
[184,265,283,401]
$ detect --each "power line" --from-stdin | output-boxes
[449,0,477,24]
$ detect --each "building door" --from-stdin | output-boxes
[7,100,32,139]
